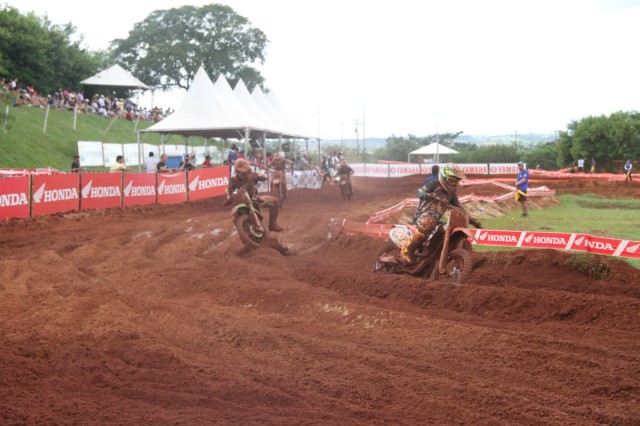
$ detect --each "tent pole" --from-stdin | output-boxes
[263,132,268,170]
[244,128,250,158]
[161,133,166,155]
[137,131,142,172]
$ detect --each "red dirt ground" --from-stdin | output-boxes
[1,175,639,425]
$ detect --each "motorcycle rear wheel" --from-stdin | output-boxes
[430,248,472,285]
[235,213,269,249]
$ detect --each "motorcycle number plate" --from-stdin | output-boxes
[388,226,411,246]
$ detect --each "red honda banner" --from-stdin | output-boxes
[187,166,229,201]
[32,173,80,216]
[123,173,156,207]
[123,173,157,207]
[80,172,122,211]
[0,176,31,220]
[157,172,187,205]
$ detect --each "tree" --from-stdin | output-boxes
[560,111,640,172]
[111,4,268,91]
[0,6,106,95]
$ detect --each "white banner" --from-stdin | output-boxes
[122,143,140,166]
[163,144,186,156]
[459,163,490,174]
[291,169,322,189]
[77,141,104,167]
[102,143,123,167]
[489,163,521,174]
[389,163,420,177]
[350,163,390,177]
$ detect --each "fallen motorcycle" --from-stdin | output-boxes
[372,205,477,284]
[230,188,271,249]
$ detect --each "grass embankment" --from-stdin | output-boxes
[0,105,208,170]
[478,193,640,269]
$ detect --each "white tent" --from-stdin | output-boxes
[80,64,149,89]
[409,142,458,162]
[265,89,311,138]
[251,86,308,139]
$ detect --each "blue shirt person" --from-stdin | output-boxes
[515,162,529,217]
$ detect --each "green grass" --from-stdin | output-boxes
[0,105,210,170]
[477,193,640,268]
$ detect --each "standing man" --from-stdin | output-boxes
[110,155,128,173]
[591,157,597,173]
[624,159,633,183]
[577,158,585,173]
[145,151,159,173]
[515,161,529,217]
[71,155,81,173]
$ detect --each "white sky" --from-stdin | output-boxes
[10,0,640,139]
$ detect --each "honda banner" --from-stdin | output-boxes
[0,176,30,220]
[123,173,157,207]
[157,172,187,204]
[187,166,229,201]
[32,173,80,216]
[80,172,123,211]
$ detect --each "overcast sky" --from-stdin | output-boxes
[10,0,640,139]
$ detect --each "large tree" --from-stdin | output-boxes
[0,6,105,95]
[111,4,268,91]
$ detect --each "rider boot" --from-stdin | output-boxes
[399,229,427,265]
[268,204,284,232]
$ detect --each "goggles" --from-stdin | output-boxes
[446,176,462,186]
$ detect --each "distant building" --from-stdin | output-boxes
[482,140,500,147]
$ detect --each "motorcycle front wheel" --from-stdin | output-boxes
[372,241,399,274]
[430,248,472,284]
[235,213,269,249]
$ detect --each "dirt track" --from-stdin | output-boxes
[1,175,639,425]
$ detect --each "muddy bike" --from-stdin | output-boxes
[372,205,478,284]
[230,188,271,249]
[338,176,353,201]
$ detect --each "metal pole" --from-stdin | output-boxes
[436,125,440,164]
[362,104,366,163]
[73,103,78,131]
[43,104,50,133]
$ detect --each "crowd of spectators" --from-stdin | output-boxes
[1,77,172,123]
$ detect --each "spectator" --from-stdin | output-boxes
[591,157,597,173]
[422,164,440,186]
[515,161,529,217]
[179,154,196,171]
[157,154,176,173]
[295,155,310,171]
[577,158,585,173]
[71,155,81,173]
[144,151,159,173]
[624,159,633,183]
[202,154,212,168]
[110,155,128,173]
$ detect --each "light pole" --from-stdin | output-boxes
[316,110,321,165]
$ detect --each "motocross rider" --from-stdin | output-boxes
[336,159,354,200]
[223,159,285,233]
[270,152,292,201]
[400,163,482,265]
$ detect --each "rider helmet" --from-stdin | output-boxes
[273,152,282,160]
[234,159,251,176]
[439,163,465,191]
[340,159,348,166]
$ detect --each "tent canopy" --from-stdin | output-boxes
[81,64,150,90]
[142,66,311,139]
[410,142,459,156]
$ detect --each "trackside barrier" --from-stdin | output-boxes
[341,219,640,261]
[0,165,230,220]
[365,185,556,225]
[0,175,30,220]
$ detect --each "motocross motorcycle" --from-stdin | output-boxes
[337,176,353,201]
[372,205,477,284]
[270,170,286,205]
[230,188,271,249]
